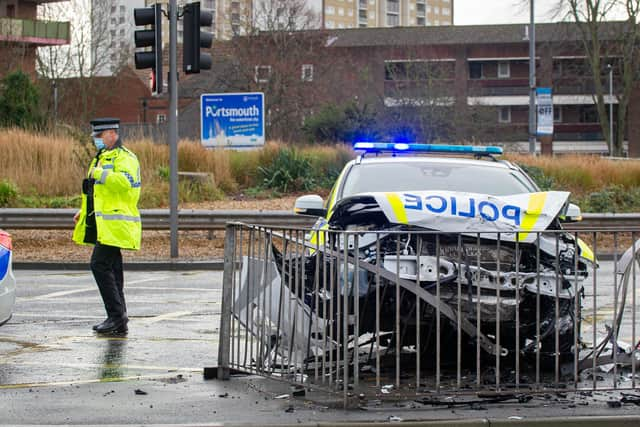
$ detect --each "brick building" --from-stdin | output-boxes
[172,22,640,155]
[122,22,640,156]
[314,22,637,154]
[0,0,70,78]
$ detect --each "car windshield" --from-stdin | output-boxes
[341,161,535,198]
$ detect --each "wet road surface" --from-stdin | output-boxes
[1,266,639,425]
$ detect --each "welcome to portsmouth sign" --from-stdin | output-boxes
[200,92,265,148]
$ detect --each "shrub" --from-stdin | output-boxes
[581,184,640,213]
[0,71,42,129]
[0,179,18,207]
[518,164,555,191]
[302,102,378,143]
[258,147,315,192]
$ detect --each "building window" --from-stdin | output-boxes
[580,105,599,123]
[417,17,425,25]
[387,13,399,26]
[498,61,510,78]
[499,106,511,123]
[255,65,271,83]
[387,0,400,13]
[554,106,562,123]
[553,60,563,77]
[120,5,125,13]
[442,7,451,15]
[156,114,167,124]
[469,62,483,79]
[301,64,313,82]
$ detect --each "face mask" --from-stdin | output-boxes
[93,137,105,150]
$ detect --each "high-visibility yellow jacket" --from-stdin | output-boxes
[73,143,141,250]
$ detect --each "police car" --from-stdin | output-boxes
[0,229,15,326]
[288,143,593,362]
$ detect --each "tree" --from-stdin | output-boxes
[36,0,133,126]
[555,0,640,156]
[0,71,42,129]
[206,0,331,141]
[372,53,505,143]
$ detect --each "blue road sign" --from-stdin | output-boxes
[200,92,265,148]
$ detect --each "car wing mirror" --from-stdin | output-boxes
[560,203,582,223]
[294,195,327,217]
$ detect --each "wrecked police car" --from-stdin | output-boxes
[240,144,596,371]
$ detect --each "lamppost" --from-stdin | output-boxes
[529,0,536,154]
[607,63,613,156]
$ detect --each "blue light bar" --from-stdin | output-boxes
[353,142,503,155]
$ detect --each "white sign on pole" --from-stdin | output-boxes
[536,87,553,136]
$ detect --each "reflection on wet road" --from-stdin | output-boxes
[0,270,222,388]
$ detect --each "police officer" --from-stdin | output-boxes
[72,118,141,334]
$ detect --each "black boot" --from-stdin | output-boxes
[92,319,109,331]
[95,316,129,334]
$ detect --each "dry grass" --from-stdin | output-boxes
[3,129,640,208]
[0,128,87,196]
[506,154,640,197]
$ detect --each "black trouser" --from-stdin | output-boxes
[90,243,126,320]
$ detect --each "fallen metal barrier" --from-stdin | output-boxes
[0,208,636,230]
[217,223,640,406]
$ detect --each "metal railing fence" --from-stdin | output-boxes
[0,208,637,231]
[217,223,640,407]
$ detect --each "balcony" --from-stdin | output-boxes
[0,17,70,46]
[467,79,529,97]
[384,79,455,100]
[553,77,620,95]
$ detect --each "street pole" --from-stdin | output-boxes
[529,0,536,154]
[169,0,179,258]
[608,64,613,156]
[52,80,58,124]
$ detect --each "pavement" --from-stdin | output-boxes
[1,268,639,426]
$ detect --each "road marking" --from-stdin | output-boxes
[23,287,95,301]
[140,310,194,324]
[127,276,169,285]
[12,313,103,319]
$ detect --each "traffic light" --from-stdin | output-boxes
[183,2,213,74]
[134,4,163,95]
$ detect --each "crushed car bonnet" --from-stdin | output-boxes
[332,191,571,243]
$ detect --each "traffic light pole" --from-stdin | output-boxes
[169,0,179,258]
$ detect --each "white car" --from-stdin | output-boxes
[0,229,15,326]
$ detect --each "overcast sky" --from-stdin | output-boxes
[453,0,561,25]
[310,1,572,25]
